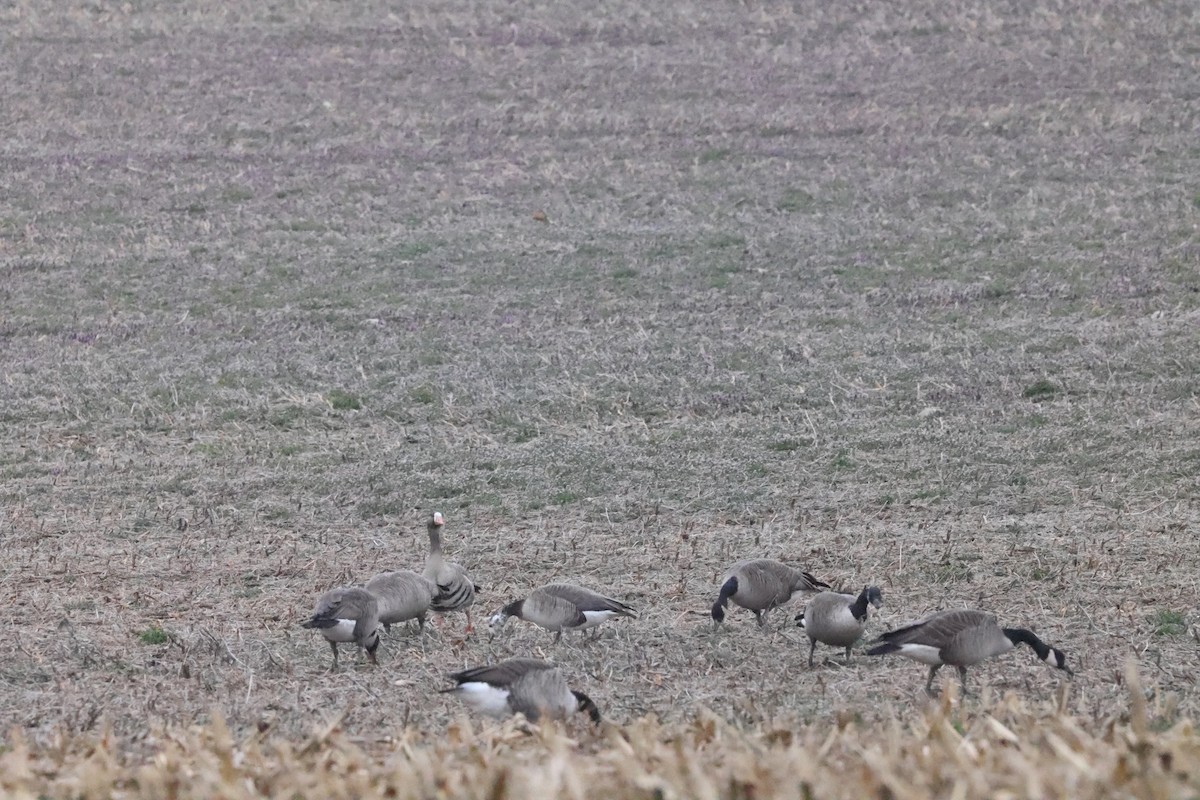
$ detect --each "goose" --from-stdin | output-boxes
[866,609,1073,693]
[300,586,381,669]
[489,583,637,642]
[795,585,884,667]
[711,558,830,628]
[440,657,602,724]
[423,511,479,633]
[364,569,438,633]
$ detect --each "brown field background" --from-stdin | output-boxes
[1,0,1199,796]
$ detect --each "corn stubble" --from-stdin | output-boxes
[3,682,1195,799]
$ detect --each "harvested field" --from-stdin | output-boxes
[1,0,1198,796]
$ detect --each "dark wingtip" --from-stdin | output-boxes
[866,642,899,657]
[572,690,602,725]
[803,572,831,590]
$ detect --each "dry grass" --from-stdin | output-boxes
[2,0,1199,795]
[3,669,1198,799]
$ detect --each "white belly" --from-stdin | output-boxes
[319,619,358,643]
[893,644,945,666]
[453,683,513,718]
[576,610,622,630]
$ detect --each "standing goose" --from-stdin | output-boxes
[711,558,830,628]
[364,569,438,633]
[489,583,637,642]
[423,511,479,633]
[300,586,381,669]
[440,657,602,724]
[866,609,1073,693]
[796,585,884,667]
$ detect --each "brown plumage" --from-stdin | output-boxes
[299,586,381,669]
[867,609,1074,693]
[490,583,637,642]
[711,558,830,628]
[423,511,478,633]
[439,658,602,724]
[365,569,437,633]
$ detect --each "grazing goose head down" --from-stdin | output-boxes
[440,658,602,724]
[866,609,1073,693]
[364,569,438,633]
[300,586,381,669]
[489,583,637,642]
[423,511,479,633]
[711,558,830,628]
[796,585,884,667]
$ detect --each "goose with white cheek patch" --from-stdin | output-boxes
[796,585,884,667]
[300,586,381,669]
[489,583,636,642]
[440,658,602,724]
[711,558,830,629]
[866,609,1073,693]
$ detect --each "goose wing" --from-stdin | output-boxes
[445,658,555,688]
[541,583,636,616]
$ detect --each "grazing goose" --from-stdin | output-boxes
[364,569,438,633]
[866,609,1073,693]
[489,583,637,642]
[440,658,602,724]
[796,585,884,667]
[711,558,830,628]
[300,586,381,669]
[423,511,479,633]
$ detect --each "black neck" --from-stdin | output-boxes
[503,599,524,618]
[1003,627,1049,658]
[848,586,871,622]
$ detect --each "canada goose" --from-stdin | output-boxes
[423,511,479,633]
[711,558,830,628]
[300,586,381,669]
[796,585,884,667]
[364,569,438,633]
[866,609,1073,693]
[489,583,637,642]
[440,657,602,724]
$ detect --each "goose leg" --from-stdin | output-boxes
[808,640,817,668]
[328,640,340,671]
[753,610,765,628]
[553,629,563,644]
[925,664,942,694]
[844,645,853,664]
[957,666,969,694]
[463,609,474,635]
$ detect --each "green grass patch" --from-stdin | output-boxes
[326,389,362,411]
[1152,610,1188,637]
[1023,379,1059,401]
[138,626,170,645]
[777,188,817,212]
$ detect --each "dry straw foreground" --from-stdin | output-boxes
[3,0,1200,797]
[3,668,1198,800]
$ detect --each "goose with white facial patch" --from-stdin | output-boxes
[796,585,884,666]
[489,583,636,642]
[866,609,1073,693]
[440,658,602,724]
[711,558,830,628]
[423,511,479,633]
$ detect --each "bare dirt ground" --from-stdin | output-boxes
[1,0,1198,757]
